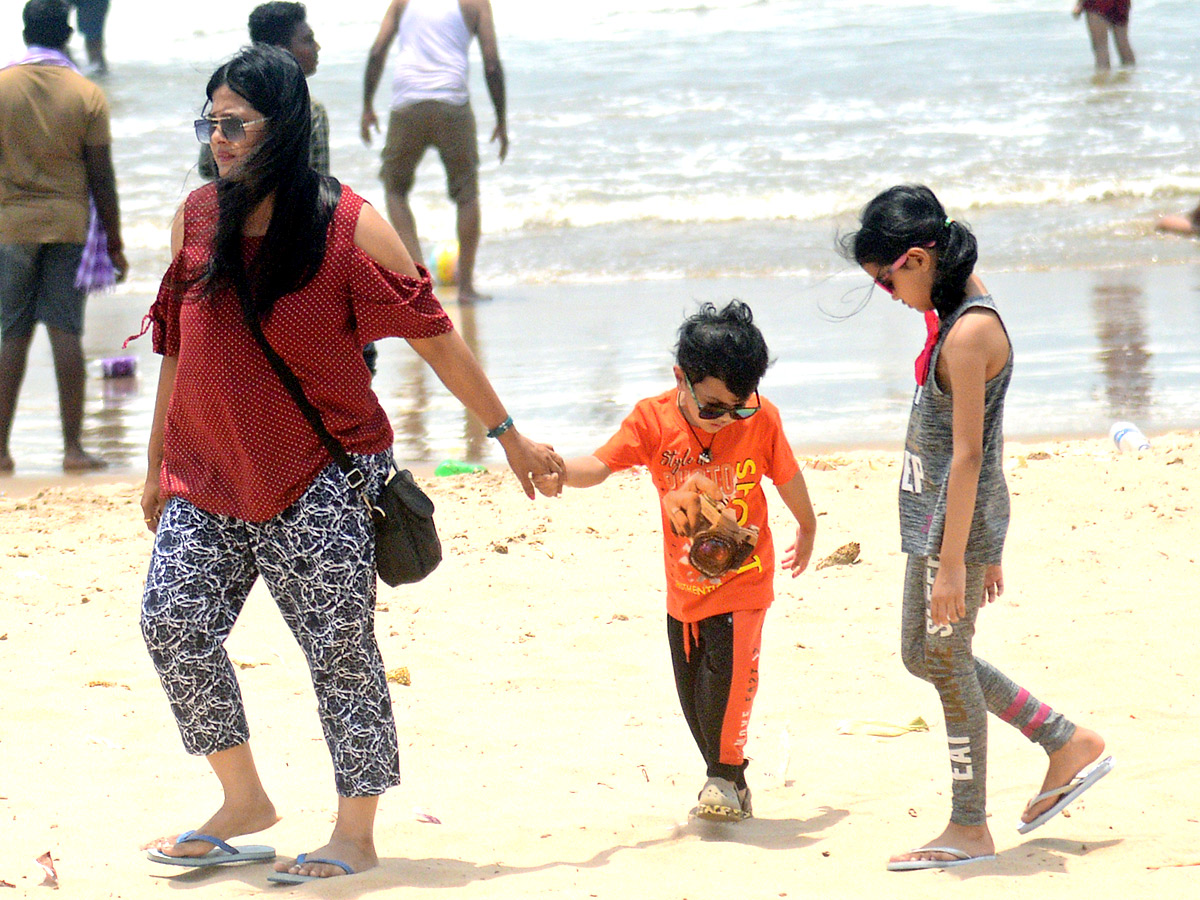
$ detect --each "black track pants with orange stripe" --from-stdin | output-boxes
[667,608,766,789]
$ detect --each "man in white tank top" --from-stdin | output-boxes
[362,0,507,302]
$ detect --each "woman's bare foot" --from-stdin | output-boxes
[149,797,279,859]
[889,822,995,866]
[62,449,107,472]
[274,795,380,879]
[274,837,377,879]
[1022,726,1106,825]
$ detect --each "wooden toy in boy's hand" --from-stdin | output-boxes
[688,493,759,578]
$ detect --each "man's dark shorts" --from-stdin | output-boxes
[73,0,112,40]
[0,243,87,340]
[381,100,479,204]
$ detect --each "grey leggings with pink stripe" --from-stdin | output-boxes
[901,556,1076,826]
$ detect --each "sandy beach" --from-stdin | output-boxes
[1,431,1198,897]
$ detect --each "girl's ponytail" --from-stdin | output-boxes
[930,214,977,319]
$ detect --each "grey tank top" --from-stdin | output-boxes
[898,295,1012,564]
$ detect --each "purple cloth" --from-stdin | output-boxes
[2,47,115,292]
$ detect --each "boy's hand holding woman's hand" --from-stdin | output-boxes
[499,430,564,498]
[532,471,562,497]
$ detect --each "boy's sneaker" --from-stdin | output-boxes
[692,777,751,822]
[737,783,753,817]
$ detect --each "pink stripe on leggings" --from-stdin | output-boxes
[1022,703,1051,738]
[1000,688,1029,723]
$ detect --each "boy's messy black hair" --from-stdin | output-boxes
[675,300,770,401]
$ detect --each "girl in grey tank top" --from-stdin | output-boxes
[841,185,1112,872]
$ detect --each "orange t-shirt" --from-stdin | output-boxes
[594,389,800,623]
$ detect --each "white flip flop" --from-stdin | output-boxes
[887,846,997,872]
[1018,754,1115,834]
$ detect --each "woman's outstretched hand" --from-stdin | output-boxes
[500,431,564,498]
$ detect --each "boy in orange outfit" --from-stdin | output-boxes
[535,300,816,821]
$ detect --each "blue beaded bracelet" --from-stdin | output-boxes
[486,415,514,439]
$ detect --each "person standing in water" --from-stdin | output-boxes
[362,0,508,302]
[0,0,126,473]
[1073,1,1135,70]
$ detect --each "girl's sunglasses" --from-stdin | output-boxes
[874,241,937,295]
[685,375,760,420]
[873,250,912,295]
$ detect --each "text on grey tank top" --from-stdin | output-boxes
[898,295,1012,564]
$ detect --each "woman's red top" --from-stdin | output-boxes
[145,182,452,522]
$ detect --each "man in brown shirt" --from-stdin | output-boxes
[0,0,125,472]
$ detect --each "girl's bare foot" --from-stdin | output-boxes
[149,798,279,859]
[1022,726,1106,824]
[889,822,995,866]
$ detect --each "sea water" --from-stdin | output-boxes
[3,0,1200,473]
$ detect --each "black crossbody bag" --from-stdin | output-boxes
[235,179,441,586]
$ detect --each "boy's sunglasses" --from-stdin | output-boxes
[685,375,760,420]
[193,115,269,144]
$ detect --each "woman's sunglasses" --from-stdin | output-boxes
[685,375,760,420]
[193,115,270,144]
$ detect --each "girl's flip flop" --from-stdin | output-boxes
[1018,755,1115,834]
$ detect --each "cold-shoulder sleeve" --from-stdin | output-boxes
[148,253,185,356]
[346,252,454,345]
[331,187,454,344]
[129,186,216,354]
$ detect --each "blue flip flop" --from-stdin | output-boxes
[266,853,355,884]
[1018,754,1116,834]
[147,830,276,867]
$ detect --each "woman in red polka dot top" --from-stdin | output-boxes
[135,45,563,884]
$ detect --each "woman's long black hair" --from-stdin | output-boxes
[199,44,337,319]
[838,184,978,320]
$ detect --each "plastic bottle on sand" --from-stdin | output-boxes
[1110,421,1150,453]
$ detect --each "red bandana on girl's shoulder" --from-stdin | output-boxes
[915,309,939,386]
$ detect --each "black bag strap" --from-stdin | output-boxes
[233,178,370,492]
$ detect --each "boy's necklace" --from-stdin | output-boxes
[679,395,715,464]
